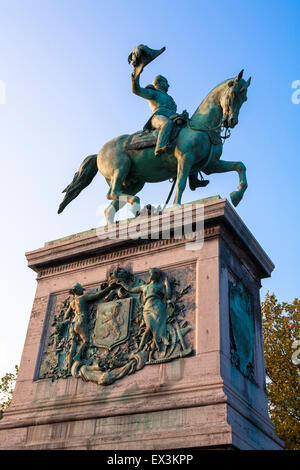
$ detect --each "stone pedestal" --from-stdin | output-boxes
[0,198,283,450]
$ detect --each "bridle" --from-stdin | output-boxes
[187,119,231,141]
[187,84,234,142]
[187,76,247,142]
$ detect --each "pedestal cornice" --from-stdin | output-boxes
[25,198,274,280]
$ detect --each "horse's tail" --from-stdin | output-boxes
[58,154,98,214]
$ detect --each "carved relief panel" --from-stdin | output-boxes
[38,265,194,386]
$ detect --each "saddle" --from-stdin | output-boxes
[125,111,189,151]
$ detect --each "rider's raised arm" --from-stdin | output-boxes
[84,285,111,302]
[131,68,155,101]
[118,281,143,294]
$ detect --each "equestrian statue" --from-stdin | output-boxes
[58,44,251,224]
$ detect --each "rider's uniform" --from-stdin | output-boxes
[132,74,177,156]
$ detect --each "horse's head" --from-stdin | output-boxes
[220,70,251,128]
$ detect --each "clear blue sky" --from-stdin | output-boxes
[0,0,299,377]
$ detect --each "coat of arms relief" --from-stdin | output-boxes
[39,267,193,386]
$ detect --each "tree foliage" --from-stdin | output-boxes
[0,365,18,418]
[261,293,300,450]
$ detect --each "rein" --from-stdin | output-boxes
[187,120,231,141]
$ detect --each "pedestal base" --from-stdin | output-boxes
[0,198,283,450]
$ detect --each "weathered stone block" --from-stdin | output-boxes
[0,198,283,449]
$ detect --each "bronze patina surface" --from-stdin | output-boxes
[39,267,192,386]
[58,45,251,224]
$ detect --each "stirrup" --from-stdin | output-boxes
[189,172,209,190]
[197,179,209,187]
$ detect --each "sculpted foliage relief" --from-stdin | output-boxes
[39,267,193,386]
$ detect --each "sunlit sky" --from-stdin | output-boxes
[0,0,299,377]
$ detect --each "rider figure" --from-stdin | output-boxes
[131,68,177,156]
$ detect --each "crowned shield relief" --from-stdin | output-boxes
[92,298,132,349]
[39,266,193,386]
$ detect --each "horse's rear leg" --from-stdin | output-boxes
[105,173,144,224]
[104,199,127,225]
[107,169,139,205]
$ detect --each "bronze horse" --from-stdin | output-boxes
[58,70,251,224]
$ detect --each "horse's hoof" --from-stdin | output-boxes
[230,191,242,207]
[104,216,114,228]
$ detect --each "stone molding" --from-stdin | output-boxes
[26,199,274,279]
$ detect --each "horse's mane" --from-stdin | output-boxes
[193,78,233,117]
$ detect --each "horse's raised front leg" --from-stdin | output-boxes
[205,159,248,206]
[173,152,194,205]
